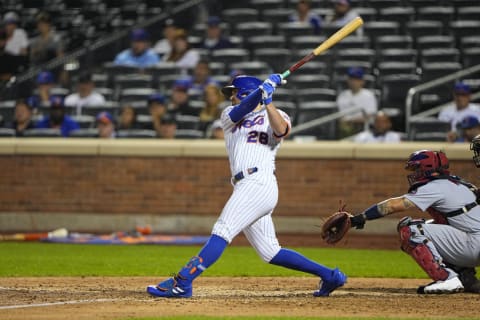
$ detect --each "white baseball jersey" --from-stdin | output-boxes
[211,105,291,262]
[405,179,480,267]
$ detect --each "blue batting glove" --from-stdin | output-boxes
[260,74,286,105]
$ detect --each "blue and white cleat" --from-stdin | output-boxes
[147,276,192,298]
[313,268,347,297]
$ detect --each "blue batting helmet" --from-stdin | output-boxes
[221,75,262,100]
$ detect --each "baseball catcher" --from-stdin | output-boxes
[323,149,480,294]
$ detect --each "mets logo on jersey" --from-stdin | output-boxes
[231,115,265,133]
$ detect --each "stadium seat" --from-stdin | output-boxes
[337,48,376,65]
[455,6,480,21]
[289,35,327,50]
[211,48,250,65]
[420,48,461,65]
[449,20,480,39]
[117,129,157,138]
[406,20,443,38]
[119,88,157,103]
[113,74,153,91]
[235,21,273,38]
[247,35,287,50]
[274,87,296,102]
[353,7,377,22]
[415,35,455,50]
[417,6,455,25]
[0,128,15,137]
[221,8,259,28]
[460,36,480,50]
[462,48,480,68]
[420,62,462,83]
[175,129,205,139]
[277,22,315,40]
[71,115,95,129]
[378,7,415,33]
[334,74,376,91]
[408,117,450,141]
[69,128,99,138]
[333,61,373,81]
[379,73,421,111]
[296,88,337,103]
[288,74,331,90]
[253,48,292,73]
[81,101,120,117]
[288,61,328,76]
[376,61,418,77]
[375,35,413,50]
[378,48,418,63]
[294,101,338,140]
[363,21,400,39]
[23,128,62,137]
[0,100,15,125]
[261,8,295,26]
[229,61,272,76]
[333,36,371,50]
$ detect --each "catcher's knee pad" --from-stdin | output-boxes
[398,224,449,281]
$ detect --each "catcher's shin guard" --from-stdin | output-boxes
[398,224,450,281]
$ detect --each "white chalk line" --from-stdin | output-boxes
[0,298,130,310]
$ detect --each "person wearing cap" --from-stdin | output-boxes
[117,105,142,130]
[64,73,106,115]
[96,111,116,139]
[167,79,193,115]
[336,66,378,138]
[288,0,322,35]
[153,19,178,58]
[9,98,36,136]
[353,111,402,143]
[447,115,480,143]
[157,112,177,139]
[162,29,200,70]
[35,95,80,137]
[114,28,160,68]
[201,16,233,52]
[325,0,363,36]
[439,81,480,132]
[29,11,64,65]
[3,11,28,56]
[144,93,167,133]
[34,70,57,107]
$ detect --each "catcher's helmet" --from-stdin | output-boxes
[471,134,480,168]
[405,150,449,186]
[221,75,262,100]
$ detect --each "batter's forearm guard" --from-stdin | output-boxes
[228,89,262,122]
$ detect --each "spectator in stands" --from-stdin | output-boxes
[199,84,224,130]
[10,98,36,136]
[185,60,218,96]
[157,112,177,139]
[288,0,322,34]
[324,0,362,36]
[336,67,378,138]
[3,12,28,56]
[117,105,142,130]
[353,111,402,143]
[201,16,233,52]
[167,79,192,115]
[153,19,178,59]
[0,28,27,82]
[64,73,106,115]
[438,81,480,132]
[114,28,160,68]
[143,93,167,134]
[29,12,64,65]
[96,111,116,139]
[447,115,480,143]
[36,95,80,137]
[35,70,57,107]
[163,29,200,70]
[207,119,224,140]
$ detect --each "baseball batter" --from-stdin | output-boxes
[147,74,346,298]
[349,150,480,293]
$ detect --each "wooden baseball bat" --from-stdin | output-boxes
[281,17,364,79]
[0,228,68,241]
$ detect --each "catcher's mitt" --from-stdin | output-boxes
[321,210,352,244]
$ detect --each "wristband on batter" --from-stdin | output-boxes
[228,89,262,122]
[273,125,289,138]
[363,204,383,220]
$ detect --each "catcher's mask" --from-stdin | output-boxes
[221,75,262,101]
[471,134,480,168]
[405,150,449,186]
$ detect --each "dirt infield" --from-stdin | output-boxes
[1,276,480,320]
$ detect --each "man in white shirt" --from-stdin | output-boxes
[65,73,106,115]
[3,12,28,56]
[353,111,402,143]
[337,66,378,137]
[438,81,480,131]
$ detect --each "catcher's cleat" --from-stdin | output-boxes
[313,267,347,297]
[147,275,192,298]
[417,276,463,294]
